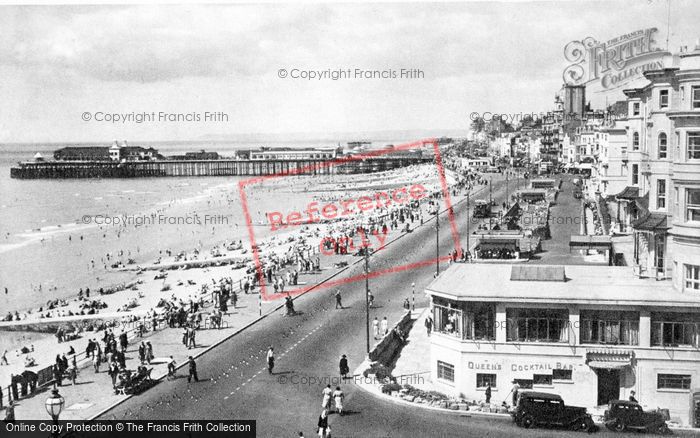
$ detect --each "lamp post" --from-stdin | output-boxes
[45,386,64,438]
[435,209,440,275]
[364,249,370,354]
[411,282,415,311]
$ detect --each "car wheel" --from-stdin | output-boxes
[521,414,535,429]
[656,424,673,435]
[579,417,594,433]
[614,419,626,432]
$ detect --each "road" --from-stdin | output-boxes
[100,174,694,438]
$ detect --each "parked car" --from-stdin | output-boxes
[513,391,595,432]
[603,400,672,434]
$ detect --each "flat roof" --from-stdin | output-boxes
[425,264,700,308]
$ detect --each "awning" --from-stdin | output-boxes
[476,241,517,251]
[615,186,639,201]
[586,349,634,369]
[587,360,631,370]
[632,212,669,232]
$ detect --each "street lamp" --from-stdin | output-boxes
[411,282,415,311]
[364,249,370,354]
[45,386,64,437]
[435,208,440,275]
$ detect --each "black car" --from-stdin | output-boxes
[513,391,595,432]
[603,400,672,434]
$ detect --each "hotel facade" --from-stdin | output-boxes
[426,264,700,426]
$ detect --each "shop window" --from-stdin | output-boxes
[658,133,667,159]
[657,374,691,390]
[651,312,700,348]
[689,132,700,160]
[437,361,454,382]
[476,373,497,388]
[657,179,666,209]
[580,310,639,345]
[687,189,700,222]
[685,264,700,291]
[659,89,669,109]
[553,369,572,380]
[533,374,553,386]
[513,379,533,389]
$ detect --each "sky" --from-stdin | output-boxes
[0,0,699,143]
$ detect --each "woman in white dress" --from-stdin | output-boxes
[332,386,344,415]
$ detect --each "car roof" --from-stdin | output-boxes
[520,391,563,400]
[610,400,638,405]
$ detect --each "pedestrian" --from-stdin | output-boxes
[92,353,100,373]
[187,356,198,383]
[367,291,374,308]
[629,390,638,403]
[70,366,77,385]
[1,349,8,365]
[403,298,410,311]
[485,382,492,404]
[381,316,388,336]
[188,327,196,349]
[182,327,188,346]
[333,386,344,415]
[267,346,275,374]
[4,401,15,422]
[372,317,379,339]
[321,384,332,410]
[167,356,176,380]
[317,409,330,438]
[109,361,118,387]
[425,315,433,336]
[138,342,146,364]
[334,290,342,309]
[339,355,349,379]
[145,341,154,364]
[511,380,520,407]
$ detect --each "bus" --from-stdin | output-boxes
[473,200,491,218]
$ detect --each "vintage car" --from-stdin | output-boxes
[603,400,672,434]
[513,391,595,432]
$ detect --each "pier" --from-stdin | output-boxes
[10,156,431,179]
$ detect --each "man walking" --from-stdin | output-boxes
[424,315,433,336]
[372,317,379,340]
[167,356,177,380]
[266,346,275,374]
[187,356,198,383]
[335,290,342,309]
[485,382,492,404]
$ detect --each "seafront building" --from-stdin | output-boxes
[425,42,700,427]
[425,264,700,426]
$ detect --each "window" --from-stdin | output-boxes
[432,302,495,341]
[437,361,454,382]
[657,179,666,209]
[685,264,700,290]
[651,312,700,348]
[658,132,667,159]
[533,374,553,386]
[688,133,700,159]
[659,89,669,109]
[476,373,497,388]
[633,102,640,116]
[632,132,639,150]
[632,164,639,185]
[506,308,569,343]
[657,374,691,390]
[680,86,685,103]
[687,189,700,222]
[693,86,700,109]
[553,369,572,380]
[580,310,640,345]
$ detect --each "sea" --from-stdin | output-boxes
[0,139,410,316]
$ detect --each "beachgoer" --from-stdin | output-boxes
[317,410,329,438]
